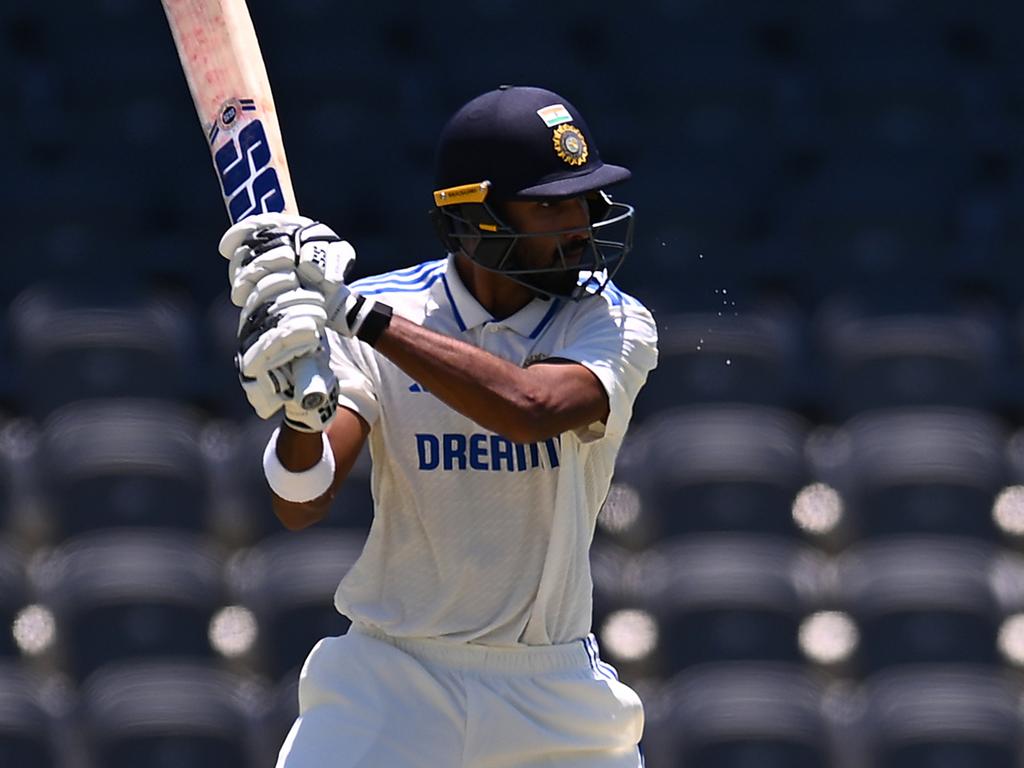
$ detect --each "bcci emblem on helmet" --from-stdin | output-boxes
[552,124,588,167]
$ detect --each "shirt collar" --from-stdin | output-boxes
[439,255,564,338]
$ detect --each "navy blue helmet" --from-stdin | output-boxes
[430,86,635,301]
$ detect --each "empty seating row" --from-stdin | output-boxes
[5,656,1020,768]
[592,533,1024,682]
[3,401,1024,551]
[4,526,1024,686]
[10,285,1024,423]
[2,528,356,684]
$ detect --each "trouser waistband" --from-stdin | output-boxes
[351,623,601,676]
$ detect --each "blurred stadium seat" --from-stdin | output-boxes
[634,306,808,418]
[36,399,209,538]
[204,293,249,420]
[30,529,227,681]
[78,661,266,768]
[7,285,202,419]
[0,428,13,537]
[267,674,300,768]
[0,663,68,768]
[227,529,364,681]
[643,662,835,768]
[603,405,811,548]
[817,408,1007,541]
[856,665,1023,768]
[589,540,655,681]
[0,416,49,548]
[815,301,1005,418]
[0,337,14,413]
[835,536,1001,675]
[0,539,28,660]
[1006,306,1024,417]
[598,533,826,678]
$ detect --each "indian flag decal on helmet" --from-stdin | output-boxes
[536,103,573,127]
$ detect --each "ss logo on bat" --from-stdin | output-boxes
[213,119,286,223]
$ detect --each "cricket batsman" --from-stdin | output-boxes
[220,85,659,766]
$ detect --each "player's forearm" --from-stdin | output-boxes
[375,316,576,443]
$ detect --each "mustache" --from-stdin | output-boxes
[557,238,590,261]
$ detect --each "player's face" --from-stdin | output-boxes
[502,197,591,296]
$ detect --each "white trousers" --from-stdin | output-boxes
[275,624,645,767]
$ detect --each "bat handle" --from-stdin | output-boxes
[292,355,330,410]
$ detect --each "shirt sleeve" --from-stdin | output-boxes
[553,302,659,442]
[327,328,381,425]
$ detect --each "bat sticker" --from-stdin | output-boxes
[213,118,286,222]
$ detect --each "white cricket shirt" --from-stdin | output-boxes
[327,255,658,646]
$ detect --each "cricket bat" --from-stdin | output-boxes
[162,0,328,410]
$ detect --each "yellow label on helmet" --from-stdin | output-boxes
[433,182,490,207]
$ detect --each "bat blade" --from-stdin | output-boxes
[161,0,297,222]
[162,0,327,409]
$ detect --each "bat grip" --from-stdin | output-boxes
[292,355,329,410]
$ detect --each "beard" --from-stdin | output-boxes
[513,238,590,299]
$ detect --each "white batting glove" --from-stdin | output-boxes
[280,221,390,339]
[219,215,356,308]
[237,345,339,433]
[220,213,310,307]
[291,223,357,296]
[224,215,392,346]
[236,287,327,378]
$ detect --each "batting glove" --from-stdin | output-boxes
[236,287,327,379]
[277,219,393,343]
[238,344,339,433]
[219,214,356,308]
[223,215,392,346]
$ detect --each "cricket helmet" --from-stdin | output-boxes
[430,85,635,301]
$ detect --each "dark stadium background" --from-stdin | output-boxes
[4,1,1024,766]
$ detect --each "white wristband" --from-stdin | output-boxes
[262,427,336,503]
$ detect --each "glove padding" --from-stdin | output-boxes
[237,287,327,378]
[220,214,356,308]
[238,344,339,433]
